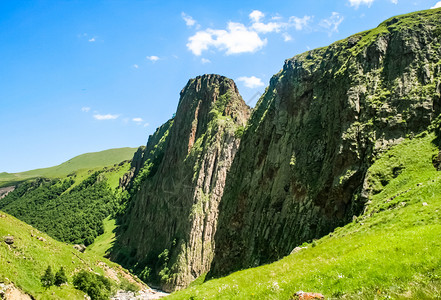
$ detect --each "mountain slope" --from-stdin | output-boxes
[210,7,441,277]
[0,157,132,247]
[0,211,144,299]
[0,147,137,187]
[168,129,441,299]
[113,74,250,291]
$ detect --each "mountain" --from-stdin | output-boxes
[209,7,441,277]
[114,7,441,295]
[0,147,137,187]
[0,211,145,299]
[113,74,250,291]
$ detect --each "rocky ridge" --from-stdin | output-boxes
[209,8,441,276]
[115,74,250,291]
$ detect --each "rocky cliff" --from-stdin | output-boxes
[209,9,441,276]
[114,74,250,291]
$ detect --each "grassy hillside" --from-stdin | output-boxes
[0,162,131,246]
[0,211,144,299]
[0,147,137,187]
[167,131,441,299]
[87,217,117,258]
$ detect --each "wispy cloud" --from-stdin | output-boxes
[186,10,312,56]
[132,117,143,123]
[289,16,312,31]
[432,1,441,8]
[319,12,344,35]
[201,58,211,64]
[81,107,91,112]
[93,114,119,120]
[348,0,374,8]
[133,64,139,69]
[144,123,150,127]
[237,76,265,89]
[146,55,160,62]
[181,12,199,28]
[391,0,398,4]
[88,37,96,42]
[283,33,292,42]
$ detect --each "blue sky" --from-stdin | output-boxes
[0,0,438,173]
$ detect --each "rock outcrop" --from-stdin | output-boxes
[119,119,173,191]
[209,9,441,276]
[0,186,15,199]
[114,74,250,291]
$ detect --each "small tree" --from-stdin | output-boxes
[41,266,54,288]
[54,267,68,286]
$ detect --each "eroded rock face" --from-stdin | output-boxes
[0,186,15,199]
[115,74,250,291]
[209,10,441,276]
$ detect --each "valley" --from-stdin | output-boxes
[1,6,441,300]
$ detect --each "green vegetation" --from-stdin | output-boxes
[0,147,137,187]
[72,270,112,300]
[0,171,116,245]
[40,266,54,288]
[86,217,117,257]
[168,131,441,299]
[0,212,142,299]
[54,267,68,286]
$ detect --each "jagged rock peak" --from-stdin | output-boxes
[113,74,250,292]
[167,74,249,158]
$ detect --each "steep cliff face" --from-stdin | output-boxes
[119,119,173,190]
[115,74,250,291]
[210,9,441,276]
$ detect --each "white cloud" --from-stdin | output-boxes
[201,58,211,64]
[391,0,398,4]
[146,55,160,62]
[283,33,292,42]
[432,1,441,8]
[132,117,143,122]
[289,16,312,31]
[182,12,197,27]
[249,10,265,23]
[187,22,267,56]
[252,21,283,33]
[237,76,265,88]
[186,10,311,56]
[88,37,96,42]
[81,107,90,112]
[144,123,150,127]
[93,114,119,120]
[133,64,139,69]
[319,12,344,34]
[348,0,374,8]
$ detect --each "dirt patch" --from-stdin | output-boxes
[0,283,32,300]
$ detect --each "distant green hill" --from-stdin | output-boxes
[0,147,137,187]
[0,211,144,299]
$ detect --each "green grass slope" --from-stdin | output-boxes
[0,162,132,246]
[87,217,117,258]
[167,131,441,299]
[0,147,137,187]
[0,211,144,299]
